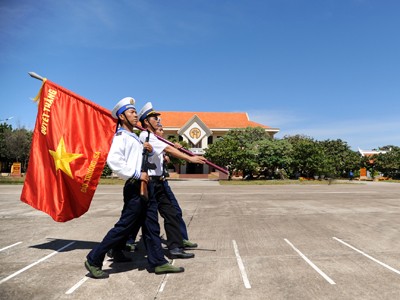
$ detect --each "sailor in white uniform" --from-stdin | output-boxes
[138,102,206,259]
[85,97,184,278]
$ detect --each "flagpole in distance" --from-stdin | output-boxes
[27,72,229,175]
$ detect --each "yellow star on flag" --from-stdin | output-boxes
[49,137,83,179]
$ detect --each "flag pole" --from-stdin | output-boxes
[28,72,44,81]
[135,124,228,174]
[28,72,229,175]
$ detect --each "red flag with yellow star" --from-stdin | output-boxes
[21,79,116,222]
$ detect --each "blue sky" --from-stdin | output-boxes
[1,0,399,150]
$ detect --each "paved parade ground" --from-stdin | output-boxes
[1,181,400,300]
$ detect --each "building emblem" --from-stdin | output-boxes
[181,120,208,147]
[189,127,201,139]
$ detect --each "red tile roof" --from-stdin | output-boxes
[158,111,269,129]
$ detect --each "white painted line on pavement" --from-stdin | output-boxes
[0,241,22,252]
[284,238,336,285]
[158,260,175,293]
[66,258,112,294]
[333,237,400,275]
[158,275,168,293]
[65,276,89,294]
[232,240,251,289]
[0,241,75,285]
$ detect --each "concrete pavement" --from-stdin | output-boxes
[1,181,400,299]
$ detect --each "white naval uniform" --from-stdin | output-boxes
[107,128,150,180]
[139,131,166,177]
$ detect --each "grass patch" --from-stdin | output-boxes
[382,179,400,183]
[2,177,398,185]
[0,176,125,185]
[219,179,348,185]
[0,176,25,184]
[99,177,125,185]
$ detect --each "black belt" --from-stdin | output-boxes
[149,176,165,181]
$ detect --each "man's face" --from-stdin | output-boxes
[155,127,164,137]
[120,108,138,125]
[145,115,161,131]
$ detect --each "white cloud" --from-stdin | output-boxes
[248,109,307,128]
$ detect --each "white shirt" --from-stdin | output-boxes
[107,128,144,180]
[139,130,167,176]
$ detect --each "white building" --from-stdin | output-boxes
[158,111,279,178]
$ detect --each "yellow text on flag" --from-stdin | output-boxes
[41,88,57,135]
[81,151,101,193]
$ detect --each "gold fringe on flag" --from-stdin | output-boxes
[32,78,47,103]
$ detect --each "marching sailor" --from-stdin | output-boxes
[85,97,184,279]
[138,102,206,258]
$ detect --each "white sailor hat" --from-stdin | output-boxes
[111,97,136,119]
[138,102,160,122]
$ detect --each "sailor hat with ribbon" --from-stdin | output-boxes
[138,102,160,122]
[111,97,136,119]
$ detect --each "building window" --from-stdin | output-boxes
[208,136,213,144]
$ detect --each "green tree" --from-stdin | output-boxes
[256,138,293,178]
[373,146,400,179]
[0,123,13,171]
[164,138,190,168]
[102,164,112,177]
[318,139,360,178]
[204,135,235,173]
[205,127,270,178]
[4,127,32,172]
[284,135,324,178]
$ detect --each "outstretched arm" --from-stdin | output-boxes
[164,145,207,164]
